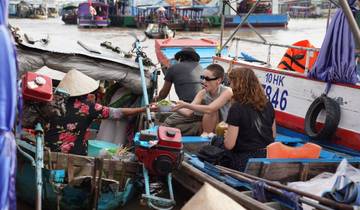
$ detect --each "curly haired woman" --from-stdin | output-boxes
[223,67,276,172]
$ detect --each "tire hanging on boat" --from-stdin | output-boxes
[304,95,340,140]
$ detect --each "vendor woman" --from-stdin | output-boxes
[44,70,156,155]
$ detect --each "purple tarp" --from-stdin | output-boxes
[0,0,17,209]
[308,0,359,85]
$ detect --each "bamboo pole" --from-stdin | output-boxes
[338,0,360,48]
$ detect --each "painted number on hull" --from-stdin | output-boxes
[262,73,288,111]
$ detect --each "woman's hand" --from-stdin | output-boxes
[149,103,158,112]
[171,100,188,111]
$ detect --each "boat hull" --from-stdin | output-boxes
[155,38,226,70]
[17,143,139,210]
[213,57,360,151]
[78,17,110,27]
[62,15,77,24]
[224,14,289,27]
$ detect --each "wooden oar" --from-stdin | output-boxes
[217,165,353,210]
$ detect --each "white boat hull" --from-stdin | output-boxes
[214,57,360,151]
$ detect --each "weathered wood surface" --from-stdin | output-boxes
[18,148,140,182]
[245,161,354,183]
[173,162,276,210]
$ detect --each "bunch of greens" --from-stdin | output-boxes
[157,99,172,106]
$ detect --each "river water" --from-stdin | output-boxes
[10,17,328,210]
[9,17,328,63]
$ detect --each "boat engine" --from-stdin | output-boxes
[134,126,183,210]
[135,126,183,176]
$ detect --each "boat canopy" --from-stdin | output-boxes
[15,31,154,94]
[0,0,17,209]
[309,0,358,84]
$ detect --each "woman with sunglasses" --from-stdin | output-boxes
[171,64,233,137]
[223,67,276,172]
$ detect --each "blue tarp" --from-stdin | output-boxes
[0,0,18,209]
[308,0,359,85]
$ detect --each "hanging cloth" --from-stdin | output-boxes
[0,0,18,209]
[308,0,358,85]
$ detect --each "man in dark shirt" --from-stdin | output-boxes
[154,47,202,103]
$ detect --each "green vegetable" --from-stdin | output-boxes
[106,148,117,156]
[157,99,172,106]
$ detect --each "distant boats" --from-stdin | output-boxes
[61,2,78,24]
[135,6,211,32]
[9,0,59,19]
[77,2,110,27]
[224,13,289,27]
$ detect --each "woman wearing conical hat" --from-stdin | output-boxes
[44,70,156,155]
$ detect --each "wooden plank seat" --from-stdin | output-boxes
[245,158,360,183]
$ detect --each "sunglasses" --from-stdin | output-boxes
[200,75,219,81]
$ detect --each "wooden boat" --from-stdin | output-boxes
[224,14,289,27]
[47,6,58,18]
[174,155,359,210]
[32,5,47,19]
[175,126,360,209]
[144,23,175,39]
[16,0,32,18]
[155,38,228,71]
[12,28,157,210]
[61,2,78,24]
[77,2,110,28]
[166,1,360,208]
[135,6,210,31]
[8,0,19,17]
[224,0,289,27]
[16,139,140,210]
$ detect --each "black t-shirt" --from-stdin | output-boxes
[164,61,202,102]
[226,101,275,152]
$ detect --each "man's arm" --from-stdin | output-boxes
[174,88,233,114]
[176,90,204,117]
[156,81,172,101]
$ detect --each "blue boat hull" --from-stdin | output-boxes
[225,14,289,27]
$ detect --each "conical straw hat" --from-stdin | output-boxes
[181,183,246,210]
[57,69,99,97]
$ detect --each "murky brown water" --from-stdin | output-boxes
[9,17,328,63]
[10,17,329,210]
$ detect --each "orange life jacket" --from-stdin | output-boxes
[277,40,319,74]
[266,142,321,159]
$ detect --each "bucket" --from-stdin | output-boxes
[87,140,119,157]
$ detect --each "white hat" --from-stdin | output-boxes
[57,69,99,97]
[157,7,166,12]
[181,183,246,210]
[36,67,66,81]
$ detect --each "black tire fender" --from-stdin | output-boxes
[304,95,341,140]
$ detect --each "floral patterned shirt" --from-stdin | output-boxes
[44,97,110,155]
